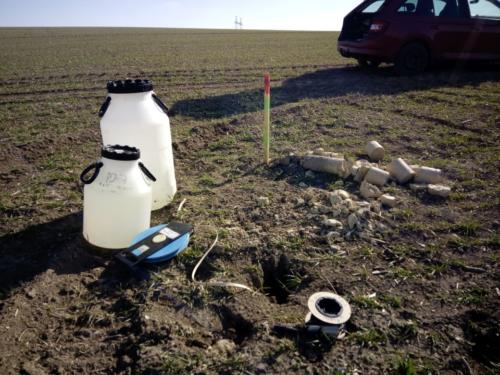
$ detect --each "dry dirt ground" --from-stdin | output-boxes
[0,28,499,374]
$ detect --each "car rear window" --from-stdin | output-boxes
[397,0,470,17]
[360,0,387,14]
[469,0,500,18]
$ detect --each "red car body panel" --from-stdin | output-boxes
[337,0,500,63]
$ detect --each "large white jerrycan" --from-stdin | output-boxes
[81,145,156,250]
[99,79,176,210]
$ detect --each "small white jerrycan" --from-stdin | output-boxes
[81,145,156,250]
[99,79,176,210]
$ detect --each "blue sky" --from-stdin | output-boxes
[0,0,363,31]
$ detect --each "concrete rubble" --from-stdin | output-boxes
[388,158,414,184]
[301,155,347,177]
[428,184,451,198]
[293,142,451,201]
[277,142,454,246]
[364,167,390,187]
[360,181,382,199]
[365,140,385,162]
[380,194,397,208]
[414,166,443,184]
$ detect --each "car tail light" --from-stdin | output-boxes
[369,20,389,33]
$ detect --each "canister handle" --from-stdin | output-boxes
[138,162,157,182]
[98,96,112,118]
[152,93,169,115]
[80,162,104,184]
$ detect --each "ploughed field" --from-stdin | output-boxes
[0,28,499,374]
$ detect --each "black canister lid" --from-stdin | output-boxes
[106,79,153,94]
[101,145,140,161]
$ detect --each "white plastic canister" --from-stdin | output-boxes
[81,145,156,250]
[99,79,176,210]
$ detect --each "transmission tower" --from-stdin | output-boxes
[234,16,242,29]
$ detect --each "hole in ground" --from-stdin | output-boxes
[262,254,308,304]
[216,305,254,344]
[317,298,341,316]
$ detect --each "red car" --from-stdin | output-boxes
[338,0,500,73]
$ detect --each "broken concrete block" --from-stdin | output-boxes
[365,140,385,162]
[343,159,354,178]
[364,167,390,187]
[360,181,382,199]
[409,183,428,192]
[428,184,451,198]
[323,219,343,229]
[301,155,346,176]
[388,158,415,184]
[380,194,397,208]
[414,166,443,184]
[354,164,371,182]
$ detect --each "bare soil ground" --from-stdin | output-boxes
[0,28,499,374]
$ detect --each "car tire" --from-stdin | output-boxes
[357,58,381,69]
[394,42,429,75]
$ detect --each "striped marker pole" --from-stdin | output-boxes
[263,73,271,164]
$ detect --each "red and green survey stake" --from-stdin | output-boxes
[263,73,271,164]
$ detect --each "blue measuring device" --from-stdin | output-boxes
[115,222,193,278]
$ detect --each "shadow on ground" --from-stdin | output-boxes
[170,64,500,119]
[0,212,108,298]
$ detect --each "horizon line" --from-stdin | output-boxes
[0,25,340,32]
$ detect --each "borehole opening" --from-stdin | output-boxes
[317,298,341,316]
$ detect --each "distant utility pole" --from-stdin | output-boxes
[234,16,243,29]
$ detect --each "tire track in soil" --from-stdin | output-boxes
[0,63,344,86]
[1,72,312,104]
[336,98,492,135]
[0,78,266,99]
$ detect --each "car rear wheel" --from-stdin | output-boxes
[395,42,429,75]
[357,58,381,69]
